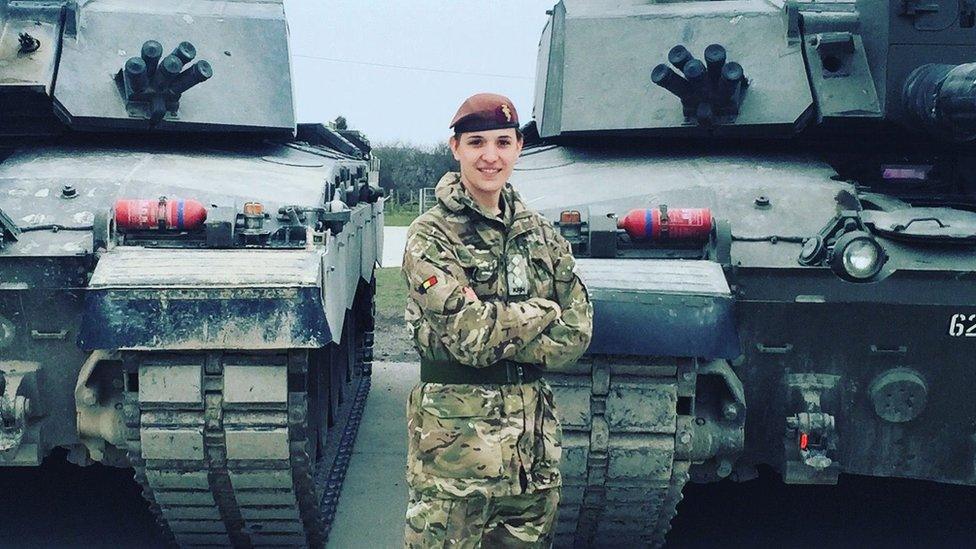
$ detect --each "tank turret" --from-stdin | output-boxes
[1,0,296,134]
[533,0,976,141]
[902,61,976,141]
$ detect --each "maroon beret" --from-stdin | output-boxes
[449,93,519,133]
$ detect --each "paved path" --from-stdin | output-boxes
[328,361,416,548]
[382,226,408,268]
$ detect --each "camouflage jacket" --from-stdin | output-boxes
[402,172,593,498]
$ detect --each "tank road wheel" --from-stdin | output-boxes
[547,357,694,548]
[122,350,333,547]
[309,348,330,462]
[313,316,374,541]
[355,277,376,376]
[325,310,360,426]
[326,312,357,415]
[343,310,358,386]
[326,343,343,427]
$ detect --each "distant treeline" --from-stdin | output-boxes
[325,117,455,201]
[373,143,456,200]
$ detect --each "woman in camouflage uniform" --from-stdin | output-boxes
[402,93,593,547]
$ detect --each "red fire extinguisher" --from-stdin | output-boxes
[114,197,207,231]
[617,206,712,242]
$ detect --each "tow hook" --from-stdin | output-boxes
[783,376,841,484]
[787,411,836,470]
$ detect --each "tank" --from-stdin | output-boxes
[0,1,383,546]
[511,1,976,546]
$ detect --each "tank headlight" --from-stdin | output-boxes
[830,231,886,281]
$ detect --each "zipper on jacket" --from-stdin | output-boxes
[505,225,533,494]
[501,229,509,304]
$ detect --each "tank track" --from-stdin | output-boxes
[319,288,375,539]
[547,358,693,548]
[122,344,369,548]
[316,354,371,541]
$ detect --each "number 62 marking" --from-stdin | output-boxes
[948,314,976,337]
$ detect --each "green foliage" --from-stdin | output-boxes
[374,142,456,194]
[374,142,455,225]
[333,115,348,130]
[374,267,406,320]
[384,201,420,226]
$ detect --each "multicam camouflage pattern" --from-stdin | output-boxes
[406,376,562,497]
[402,172,592,499]
[403,172,592,370]
[404,488,559,548]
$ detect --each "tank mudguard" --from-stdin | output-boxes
[78,248,329,350]
[576,259,740,359]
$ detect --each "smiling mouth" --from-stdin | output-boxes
[478,168,501,175]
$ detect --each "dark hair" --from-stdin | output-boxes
[452,128,524,142]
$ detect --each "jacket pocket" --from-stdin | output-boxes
[415,384,505,480]
[531,382,563,488]
[456,247,497,285]
[527,244,556,300]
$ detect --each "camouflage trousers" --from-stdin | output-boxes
[404,487,560,548]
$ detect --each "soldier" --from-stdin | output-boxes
[402,93,593,547]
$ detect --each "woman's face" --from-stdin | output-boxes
[450,128,523,199]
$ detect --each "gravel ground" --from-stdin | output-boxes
[372,267,417,363]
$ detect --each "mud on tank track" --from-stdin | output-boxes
[120,312,689,548]
[548,357,692,548]
[122,318,375,548]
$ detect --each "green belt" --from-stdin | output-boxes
[420,359,543,385]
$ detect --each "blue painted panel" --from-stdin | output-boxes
[575,258,741,359]
[78,286,329,350]
[586,290,741,359]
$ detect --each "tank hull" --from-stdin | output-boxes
[511,144,976,545]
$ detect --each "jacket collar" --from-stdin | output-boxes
[434,172,532,229]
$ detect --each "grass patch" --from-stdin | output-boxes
[373,266,417,361]
[375,267,406,319]
[384,201,421,226]
[384,212,418,226]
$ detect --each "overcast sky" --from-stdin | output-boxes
[283,0,555,146]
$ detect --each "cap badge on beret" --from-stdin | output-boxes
[500,104,513,123]
[450,92,520,133]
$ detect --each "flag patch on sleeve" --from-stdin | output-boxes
[419,275,438,294]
